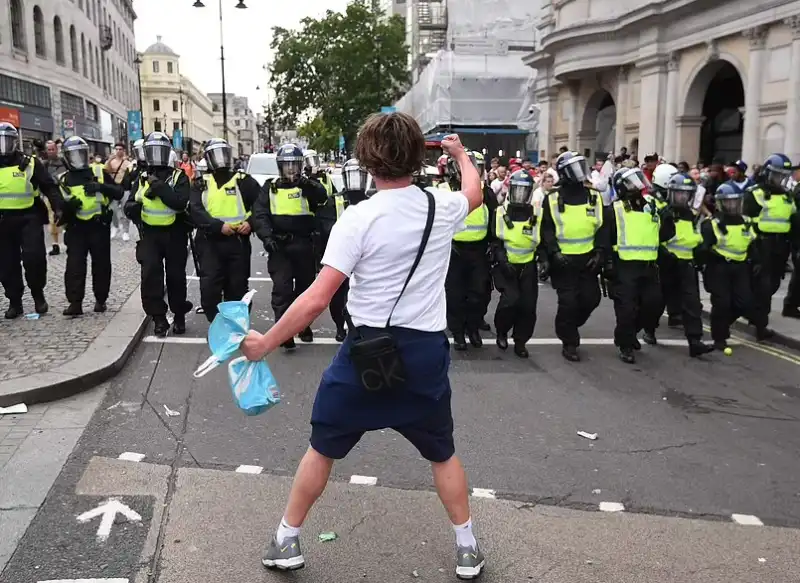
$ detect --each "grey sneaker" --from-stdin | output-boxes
[262,535,305,571]
[456,544,485,580]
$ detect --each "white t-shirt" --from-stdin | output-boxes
[322,185,469,332]
[692,183,706,211]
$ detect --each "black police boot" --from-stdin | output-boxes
[172,313,186,335]
[4,303,23,319]
[48,244,60,256]
[496,333,509,351]
[689,340,715,358]
[756,327,775,342]
[782,306,800,319]
[642,330,657,346]
[335,326,347,342]
[618,347,636,364]
[63,302,83,317]
[33,294,49,315]
[298,327,313,343]
[93,300,107,313]
[467,329,483,348]
[478,319,491,332]
[282,338,296,352]
[562,345,580,362]
[632,337,642,351]
[452,332,468,352]
[667,315,683,328]
[513,343,529,359]
[153,316,170,338]
[713,340,729,352]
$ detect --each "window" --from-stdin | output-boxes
[153,99,160,111]
[86,101,98,122]
[10,0,26,51]
[152,60,159,73]
[88,41,94,82]
[33,6,46,57]
[235,119,240,126]
[95,47,101,87]
[0,74,52,108]
[81,33,87,77]
[54,16,65,64]
[78,0,83,11]
[69,25,78,71]
[212,103,219,112]
[172,100,178,112]
[173,122,180,131]
[234,108,240,115]
[167,62,173,74]
[154,120,162,132]
[87,0,92,22]
[60,91,84,118]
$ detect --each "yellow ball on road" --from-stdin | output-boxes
[724,347,733,356]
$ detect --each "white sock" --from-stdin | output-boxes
[276,517,301,544]
[453,518,477,548]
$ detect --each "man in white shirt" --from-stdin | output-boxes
[490,165,508,203]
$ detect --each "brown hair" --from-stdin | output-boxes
[354,112,425,180]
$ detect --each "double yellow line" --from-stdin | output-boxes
[702,325,800,366]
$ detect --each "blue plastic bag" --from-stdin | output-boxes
[193,290,281,415]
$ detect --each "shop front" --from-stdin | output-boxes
[0,104,55,153]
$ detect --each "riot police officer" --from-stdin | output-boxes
[651,163,684,328]
[655,173,714,356]
[304,150,336,196]
[58,136,122,316]
[124,132,191,337]
[189,138,261,322]
[0,122,61,319]
[743,153,797,340]
[444,152,495,351]
[490,169,544,358]
[253,143,327,351]
[698,183,761,351]
[541,151,604,362]
[602,167,675,364]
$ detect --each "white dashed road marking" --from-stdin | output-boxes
[731,513,764,526]
[143,337,693,347]
[38,579,129,583]
[187,275,272,282]
[471,488,497,499]
[235,465,264,474]
[599,502,625,512]
[117,452,145,462]
[349,475,378,486]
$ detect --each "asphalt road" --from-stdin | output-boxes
[3,249,800,583]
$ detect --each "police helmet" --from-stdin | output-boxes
[132,138,146,164]
[555,151,589,185]
[365,174,377,197]
[412,167,432,189]
[195,158,208,177]
[473,151,486,176]
[507,169,535,205]
[342,158,368,192]
[143,132,173,168]
[651,163,679,199]
[276,143,304,183]
[613,167,651,200]
[303,149,321,175]
[0,122,20,156]
[715,182,744,216]
[760,153,794,190]
[204,138,234,171]
[446,151,478,187]
[666,173,697,210]
[62,136,91,171]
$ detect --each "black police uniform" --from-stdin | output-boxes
[189,169,262,321]
[59,168,122,312]
[783,181,800,317]
[0,151,60,317]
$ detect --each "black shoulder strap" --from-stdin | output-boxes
[384,188,435,327]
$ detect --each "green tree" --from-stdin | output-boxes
[297,115,340,153]
[270,0,408,150]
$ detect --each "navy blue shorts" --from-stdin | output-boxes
[310,388,455,462]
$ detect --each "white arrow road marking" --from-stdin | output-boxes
[77,498,142,542]
[38,579,129,582]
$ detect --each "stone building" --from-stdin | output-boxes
[526,0,800,166]
[207,92,254,156]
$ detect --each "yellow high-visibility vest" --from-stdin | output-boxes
[749,187,795,234]
[268,183,312,216]
[0,158,35,210]
[202,172,250,226]
[612,199,660,261]
[135,169,183,226]
[60,166,107,221]
[334,193,346,219]
[712,219,754,262]
[663,218,702,260]
[454,204,489,242]
[547,191,603,255]
[495,208,540,264]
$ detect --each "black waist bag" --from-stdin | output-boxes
[345,188,435,392]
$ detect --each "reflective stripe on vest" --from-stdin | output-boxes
[664,218,702,260]
[612,199,659,261]
[495,209,540,264]
[548,193,603,255]
[454,203,489,242]
[751,188,795,234]
[321,176,333,197]
[135,169,182,226]
[61,166,107,220]
[334,194,346,219]
[268,186,311,216]
[712,219,754,262]
[0,158,35,210]
[202,173,249,225]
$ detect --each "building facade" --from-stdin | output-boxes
[526,0,800,167]
[0,0,139,154]
[138,37,214,155]
[207,92,254,156]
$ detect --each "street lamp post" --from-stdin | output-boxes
[193,0,247,141]
[134,54,145,137]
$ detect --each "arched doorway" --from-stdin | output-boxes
[580,89,616,160]
[681,60,745,165]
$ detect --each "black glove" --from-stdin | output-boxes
[84,182,101,194]
[538,259,550,281]
[585,249,602,274]
[552,252,570,269]
[492,245,508,265]
[751,262,762,277]
[262,237,279,253]
[602,260,617,281]
[657,204,675,222]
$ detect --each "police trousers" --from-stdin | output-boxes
[64,220,112,304]
[137,225,189,318]
[657,254,703,340]
[609,260,662,350]
[0,210,47,304]
[329,279,349,331]
[550,252,601,347]
[445,241,489,334]
[492,260,539,344]
[266,235,316,321]
[785,252,800,310]
[704,258,762,342]
[196,232,251,322]
[751,233,790,327]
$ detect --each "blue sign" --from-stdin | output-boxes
[127,110,142,141]
[338,135,345,150]
[380,106,396,113]
[172,128,183,150]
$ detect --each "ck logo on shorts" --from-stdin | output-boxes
[360,357,405,391]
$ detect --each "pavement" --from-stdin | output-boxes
[0,230,147,406]
[2,250,800,583]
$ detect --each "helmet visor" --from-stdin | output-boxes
[304,153,321,173]
[508,179,533,205]
[343,165,368,191]
[205,144,233,171]
[278,159,303,182]
[719,197,743,215]
[667,181,696,209]
[0,134,18,156]
[64,148,89,170]
[562,155,589,183]
[133,143,146,163]
[619,169,651,194]
[766,165,792,189]
[145,143,172,167]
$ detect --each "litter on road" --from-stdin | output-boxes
[318,532,338,542]
[163,405,181,417]
[0,403,28,415]
[577,431,598,440]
